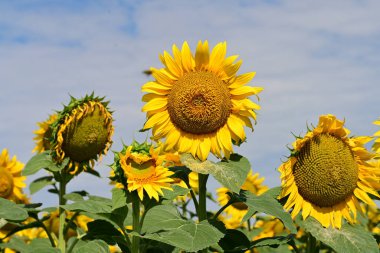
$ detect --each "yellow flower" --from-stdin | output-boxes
[217,170,268,222]
[253,218,287,240]
[279,114,380,229]
[113,141,174,201]
[0,149,27,203]
[32,114,58,153]
[373,118,380,153]
[142,41,262,160]
[51,93,114,174]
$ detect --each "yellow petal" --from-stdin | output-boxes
[181,41,195,72]
[142,98,167,112]
[195,40,209,69]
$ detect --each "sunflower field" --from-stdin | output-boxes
[1,41,380,253]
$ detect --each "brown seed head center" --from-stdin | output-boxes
[293,134,358,207]
[167,71,231,134]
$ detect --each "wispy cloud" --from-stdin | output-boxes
[0,0,379,205]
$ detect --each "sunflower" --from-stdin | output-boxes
[141,41,262,161]
[32,113,58,153]
[0,149,27,203]
[217,170,268,220]
[373,118,380,153]
[50,93,114,174]
[253,217,287,240]
[112,141,174,201]
[279,114,380,229]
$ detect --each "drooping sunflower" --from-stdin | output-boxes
[111,141,174,201]
[32,113,58,153]
[50,93,114,174]
[217,170,268,220]
[0,149,27,203]
[279,114,380,229]
[373,118,380,153]
[141,41,263,161]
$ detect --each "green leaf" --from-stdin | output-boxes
[85,220,125,244]
[29,176,54,194]
[180,153,250,193]
[64,193,85,202]
[0,198,28,222]
[0,238,59,253]
[141,205,223,252]
[61,196,112,214]
[242,190,297,233]
[161,185,190,201]
[251,235,293,248]
[72,239,110,253]
[111,188,128,210]
[22,152,67,176]
[218,229,251,252]
[303,217,379,253]
[213,154,251,193]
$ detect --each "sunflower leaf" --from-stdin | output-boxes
[242,190,297,233]
[72,239,110,253]
[303,217,379,253]
[0,198,28,222]
[141,205,223,252]
[180,153,250,193]
[23,151,66,176]
[29,176,55,194]
[61,196,112,213]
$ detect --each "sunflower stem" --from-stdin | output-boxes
[198,173,209,221]
[306,232,318,253]
[58,173,67,252]
[132,193,141,253]
[198,173,209,253]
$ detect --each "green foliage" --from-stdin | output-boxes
[303,217,379,253]
[29,176,55,194]
[180,153,251,193]
[0,237,60,253]
[0,198,28,222]
[241,188,297,233]
[71,239,111,253]
[22,151,69,176]
[141,205,224,252]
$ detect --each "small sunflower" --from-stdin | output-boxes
[217,170,268,220]
[253,218,287,240]
[142,41,263,160]
[0,149,27,203]
[111,141,174,201]
[279,114,380,229]
[51,93,114,174]
[373,118,380,153]
[32,113,58,153]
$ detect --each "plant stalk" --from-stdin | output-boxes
[198,173,209,222]
[132,194,141,253]
[58,174,67,252]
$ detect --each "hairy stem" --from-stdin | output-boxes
[131,194,141,253]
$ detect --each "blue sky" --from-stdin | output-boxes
[1,0,379,208]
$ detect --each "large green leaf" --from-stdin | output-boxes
[303,217,379,253]
[242,190,296,233]
[111,188,128,210]
[61,196,112,213]
[72,239,110,253]
[161,185,190,201]
[22,152,67,176]
[29,176,54,194]
[180,153,250,193]
[141,205,223,252]
[0,198,28,222]
[0,237,59,253]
